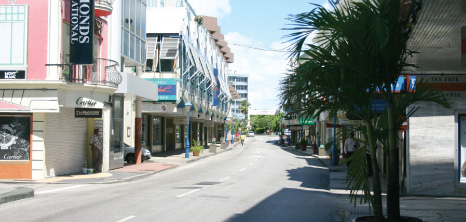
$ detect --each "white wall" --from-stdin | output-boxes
[408,99,466,196]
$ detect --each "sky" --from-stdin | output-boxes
[190,0,331,111]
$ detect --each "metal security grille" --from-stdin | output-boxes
[45,108,88,177]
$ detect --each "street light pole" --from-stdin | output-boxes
[185,100,192,158]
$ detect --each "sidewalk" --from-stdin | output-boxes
[283,143,466,222]
[0,142,238,204]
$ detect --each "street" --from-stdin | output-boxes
[0,136,344,222]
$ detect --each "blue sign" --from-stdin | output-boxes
[354,99,387,113]
[213,69,219,106]
[145,78,178,101]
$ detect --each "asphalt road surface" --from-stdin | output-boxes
[0,136,345,222]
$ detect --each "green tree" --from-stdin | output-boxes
[251,114,282,134]
[283,1,448,221]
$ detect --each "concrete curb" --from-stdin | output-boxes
[0,187,34,204]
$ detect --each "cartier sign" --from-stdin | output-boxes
[70,0,94,64]
[76,97,97,107]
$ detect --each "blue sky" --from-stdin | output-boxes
[190,0,329,111]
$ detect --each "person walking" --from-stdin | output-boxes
[240,134,246,146]
[344,132,359,168]
[89,128,103,173]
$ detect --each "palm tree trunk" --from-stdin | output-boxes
[365,122,384,221]
[387,101,401,221]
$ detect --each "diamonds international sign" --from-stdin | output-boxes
[70,0,94,64]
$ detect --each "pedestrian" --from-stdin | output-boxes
[344,132,359,168]
[89,128,103,173]
[366,144,373,176]
[240,134,245,146]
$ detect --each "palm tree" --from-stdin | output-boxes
[239,100,251,117]
[282,0,448,221]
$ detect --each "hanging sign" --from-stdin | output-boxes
[70,0,94,64]
[75,108,102,118]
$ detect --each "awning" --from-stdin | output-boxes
[115,72,158,101]
[160,36,179,59]
[0,89,59,112]
[0,100,31,112]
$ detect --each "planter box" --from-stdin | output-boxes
[319,145,327,156]
[220,142,227,149]
[209,144,219,153]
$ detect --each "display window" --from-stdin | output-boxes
[459,114,466,183]
[0,115,31,161]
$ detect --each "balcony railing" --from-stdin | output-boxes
[95,0,114,17]
[46,57,122,88]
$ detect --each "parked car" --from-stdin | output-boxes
[124,143,151,163]
[247,131,255,137]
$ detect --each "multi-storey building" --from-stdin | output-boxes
[228,73,248,119]
[138,0,234,153]
[0,0,156,179]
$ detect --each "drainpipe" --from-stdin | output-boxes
[135,65,143,164]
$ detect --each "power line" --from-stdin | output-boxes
[209,34,288,52]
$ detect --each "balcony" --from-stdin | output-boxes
[95,0,114,17]
[46,57,122,88]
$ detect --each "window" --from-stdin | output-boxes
[160,59,174,72]
[113,96,124,154]
[122,0,146,64]
[176,124,181,143]
[152,117,163,145]
[0,5,27,67]
[459,114,466,183]
[145,59,153,71]
[142,115,149,146]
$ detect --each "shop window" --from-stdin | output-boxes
[459,114,466,183]
[152,117,162,145]
[176,124,181,143]
[0,115,31,161]
[142,115,149,146]
[0,5,27,67]
[113,96,123,154]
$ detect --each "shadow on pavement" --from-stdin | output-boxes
[225,188,341,222]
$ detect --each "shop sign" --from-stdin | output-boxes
[142,103,168,113]
[0,116,31,161]
[75,108,102,118]
[0,70,26,79]
[145,78,177,101]
[70,0,94,64]
[76,97,98,107]
[299,118,315,125]
[204,122,214,127]
[173,118,187,125]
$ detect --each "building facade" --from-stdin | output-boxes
[0,0,122,179]
[228,73,248,119]
[137,0,234,153]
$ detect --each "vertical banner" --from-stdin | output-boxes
[460,115,466,183]
[213,68,219,106]
[70,0,94,64]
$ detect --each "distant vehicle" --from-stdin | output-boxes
[124,143,151,163]
[247,131,255,137]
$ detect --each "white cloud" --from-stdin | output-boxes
[225,32,290,111]
[189,0,231,18]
